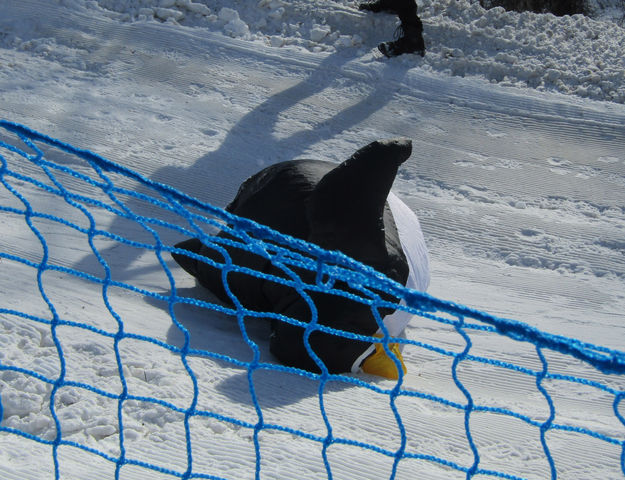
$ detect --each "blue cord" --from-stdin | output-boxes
[1,120,625,480]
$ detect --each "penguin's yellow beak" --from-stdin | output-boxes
[361,335,407,380]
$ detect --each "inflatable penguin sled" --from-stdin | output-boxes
[171,138,429,379]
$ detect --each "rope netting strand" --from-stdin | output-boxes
[1,119,625,480]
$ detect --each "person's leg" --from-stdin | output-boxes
[359,0,425,57]
[378,13,425,57]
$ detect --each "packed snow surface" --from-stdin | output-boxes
[1,0,625,479]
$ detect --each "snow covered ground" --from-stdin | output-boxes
[1,0,625,479]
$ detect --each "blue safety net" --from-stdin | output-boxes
[1,120,624,480]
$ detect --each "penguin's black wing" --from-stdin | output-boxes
[306,138,411,283]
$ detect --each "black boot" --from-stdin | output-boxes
[378,21,425,57]
[359,0,411,14]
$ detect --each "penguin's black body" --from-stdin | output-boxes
[172,139,412,374]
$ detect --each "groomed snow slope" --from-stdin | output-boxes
[1,1,625,479]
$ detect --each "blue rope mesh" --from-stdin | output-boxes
[1,119,624,479]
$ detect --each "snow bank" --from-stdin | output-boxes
[62,0,625,103]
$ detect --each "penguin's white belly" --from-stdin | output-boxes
[388,192,430,294]
[381,193,430,336]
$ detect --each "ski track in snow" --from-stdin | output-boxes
[1,0,625,479]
